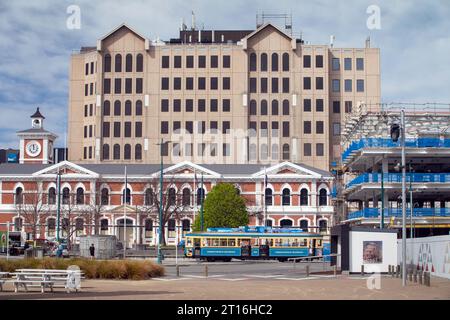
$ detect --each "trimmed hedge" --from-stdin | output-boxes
[0,258,165,280]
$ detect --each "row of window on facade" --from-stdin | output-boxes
[102,100,143,117]
[103,78,143,94]
[248,53,364,72]
[160,120,231,135]
[249,77,291,93]
[101,144,143,161]
[160,77,231,91]
[14,186,329,207]
[102,121,142,138]
[248,119,326,136]
[161,55,231,69]
[248,142,325,160]
[84,82,95,96]
[103,54,144,73]
[160,98,231,113]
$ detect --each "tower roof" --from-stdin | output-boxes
[30,107,45,119]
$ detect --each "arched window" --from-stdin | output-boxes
[76,187,84,205]
[168,219,176,238]
[135,144,142,160]
[282,99,290,115]
[249,53,257,71]
[124,144,131,160]
[114,100,121,116]
[271,144,279,160]
[271,100,279,115]
[125,100,132,116]
[122,188,131,205]
[47,218,56,237]
[104,54,111,72]
[319,220,328,233]
[271,53,278,71]
[300,188,308,206]
[282,53,289,71]
[282,188,291,206]
[280,219,292,228]
[101,188,109,205]
[249,143,257,161]
[14,217,23,232]
[196,188,205,206]
[136,54,143,72]
[182,188,191,206]
[75,217,84,236]
[103,100,110,116]
[113,144,120,160]
[282,144,290,160]
[261,144,268,160]
[48,187,56,205]
[62,187,70,205]
[319,189,328,206]
[249,100,257,115]
[102,144,110,160]
[135,100,143,116]
[264,188,273,206]
[261,53,268,71]
[115,54,122,72]
[15,187,23,205]
[61,217,70,237]
[182,219,190,236]
[265,219,273,227]
[126,54,133,72]
[300,220,309,232]
[144,188,153,206]
[144,219,153,238]
[260,100,268,115]
[100,219,109,235]
[168,188,176,206]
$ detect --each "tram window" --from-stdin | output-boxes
[187,238,192,246]
[202,238,208,246]
[194,238,200,246]
[317,239,322,247]
[228,239,236,247]
[300,239,307,246]
[212,239,220,247]
[275,239,281,247]
[220,239,227,247]
[268,239,274,246]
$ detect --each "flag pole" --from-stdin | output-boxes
[123,166,127,258]
[200,173,204,231]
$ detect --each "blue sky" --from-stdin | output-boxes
[0,0,449,149]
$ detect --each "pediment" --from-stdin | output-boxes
[32,161,99,178]
[252,162,322,179]
[155,161,221,178]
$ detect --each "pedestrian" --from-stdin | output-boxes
[89,243,95,260]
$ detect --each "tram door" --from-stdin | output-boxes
[193,238,201,257]
[240,238,251,257]
[311,239,317,257]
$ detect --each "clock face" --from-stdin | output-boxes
[25,140,41,157]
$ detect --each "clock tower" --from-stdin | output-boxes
[17,107,58,164]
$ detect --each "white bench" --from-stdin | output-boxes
[12,269,83,293]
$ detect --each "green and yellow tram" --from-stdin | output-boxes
[184,227,323,262]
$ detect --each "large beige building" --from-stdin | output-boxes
[68,22,380,170]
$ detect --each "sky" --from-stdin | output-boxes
[0,0,449,149]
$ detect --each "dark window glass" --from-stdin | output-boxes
[304,99,311,112]
[282,144,290,160]
[114,78,121,94]
[126,54,133,72]
[174,56,182,68]
[303,77,311,90]
[304,121,311,134]
[211,55,218,68]
[282,100,289,115]
[103,122,110,137]
[249,53,257,71]
[114,100,121,116]
[316,77,323,90]
[198,77,206,90]
[136,54,143,72]
[162,56,169,68]
[332,79,340,92]
[333,101,341,113]
[344,57,352,70]
[85,84,88,96]
[223,77,230,90]
[103,79,111,94]
[300,189,308,206]
[249,100,257,115]
[135,122,142,137]
[103,100,110,116]
[186,55,194,68]
[332,58,340,71]
[345,79,352,92]
[272,100,279,115]
[261,53,268,71]
[161,77,169,90]
[124,122,131,137]
[316,143,324,156]
[113,144,120,159]
[104,54,111,72]
[316,121,324,134]
[114,122,120,137]
[356,58,364,70]
[173,121,181,133]
[135,100,142,116]
[91,62,94,74]
[250,78,257,93]
[304,143,311,156]
[282,78,289,93]
[161,121,169,134]
[282,188,290,206]
[357,79,365,92]
[223,99,230,112]
[135,144,142,160]
[316,55,323,68]
[271,53,278,71]
[316,99,324,112]
[210,99,218,112]
[173,99,181,112]
[303,55,311,68]
[210,77,218,90]
[198,55,206,68]
[261,100,268,115]
[186,99,193,112]
[136,78,143,94]
[125,78,132,94]
[282,121,290,137]
[186,77,194,90]
[186,121,193,134]
[222,121,230,134]
[161,99,169,112]
[198,99,206,112]
[102,144,109,160]
[261,78,268,93]
[271,77,278,93]
[223,55,230,68]
[115,54,122,72]
[282,53,289,71]
[174,77,181,90]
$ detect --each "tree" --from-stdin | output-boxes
[80,189,107,236]
[192,183,248,231]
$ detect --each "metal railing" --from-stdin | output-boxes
[346,173,450,189]
[347,207,450,220]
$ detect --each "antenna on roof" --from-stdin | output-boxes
[365,36,371,48]
[330,35,335,48]
[191,10,196,30]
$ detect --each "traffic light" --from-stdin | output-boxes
[390,123,400,142]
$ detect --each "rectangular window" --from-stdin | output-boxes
[198,77,206,90]
[333,101,341,113]
[198,121,206,134]
[114,122,121,137]
[174,56,182,68]
[161,143,168,156]
[316,77,323,90]
[89,125,92,137]
[304,143,312,156]
[345,79,352,92]
[90,83,93,95]
[84,105,88,117]
[161,99,169,112]
[125,78,132,94]
[90,62,94,74]
[344,58,352,70]
[223,55,231,68]
[114,79,121,94]
[136,78,143,94]
[186,77,194,90]
[210,55,218,68]
[210,77,218,90]
[304,121,311,134]
[304,99,311,112]
[185,143,193,156]
[332,79,340,92]
[303,77,311,90]
[85,63,89,75]
[210,143,217,157]
[198,55,206,68]
[85,84,88,96]
[186,99,193,112]
[282,78,289,93]
[135,122,142,137]
[261,78,268,93]
[89,147,92,159]
[345,101,353,113]
[357,79,365,92]
[84,126,87,138]
[210,99,218,112]
[89,104,93,116]
[222,121,230,134]
[249,121,257,136]
[261,121,268,137]
[316,143,324,156]
[223,143,231,156]
[223,77,230,90]
[333,122,341,136]
[250,78,257,93]
[316,99,324,112]
[186,56,194,68]
[162,56,169,68]
[198,143,206,156]
[332,58,340,71]
[303,55,311,68]
[161,77,169,90]
[198,99,206,112]
[282,121,290,137]
[315,55,323,68]
[272,121,279,137]
[174,77,181,90]
[271,77,279,93]
[223,99,230,112]
[173,99,181,112]
[316,121,324,134]
[173,121,181,133]
[210,121,218,133]
[161,121,169,134]
[124,122,131,137]
[356,58,364,70]
[186,121,193,134]
[83,147,87,159]
[104,79,111,94]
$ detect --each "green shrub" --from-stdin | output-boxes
[0,258,164,280]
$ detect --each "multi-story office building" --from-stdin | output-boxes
[340,104,450,237]
[68,22,380,170]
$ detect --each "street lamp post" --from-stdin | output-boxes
[56,171,61,243]
[409,163,414,239]
[156,139,170,264]
[400,110,407,287]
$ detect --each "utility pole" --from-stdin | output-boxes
[157,138,164,264]
[200,173,204,231]
[401,110,407,287]
[409,163,413,239]
[380,168,384,229]
[56,171,61,242]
